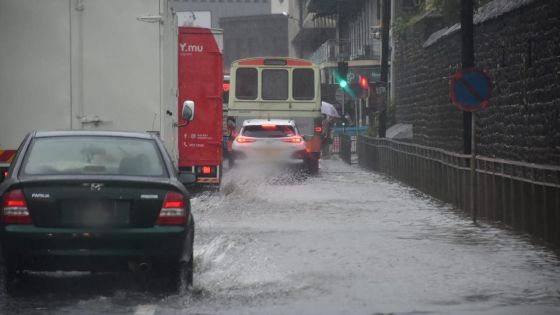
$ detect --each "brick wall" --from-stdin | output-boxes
[393,0,560,165]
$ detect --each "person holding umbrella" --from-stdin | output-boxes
[320,101,340,157]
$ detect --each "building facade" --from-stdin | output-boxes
[169,0,271,28]
[170,0,300,72]
[293,0,384,125]
[220,14,289,72]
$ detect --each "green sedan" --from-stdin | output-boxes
[0,131,196,292]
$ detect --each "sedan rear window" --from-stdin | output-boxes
[242,125,296,138]
[22,136,167,177]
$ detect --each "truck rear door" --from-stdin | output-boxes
[178,27,223,182]
[74,0,163,132]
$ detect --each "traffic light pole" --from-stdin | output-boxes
[378,0,391,138]
[342,89,346,133]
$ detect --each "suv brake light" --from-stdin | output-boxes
[236,137,256,144]
[2,189,32,224]
[157,191,187,225]
[282,136,303,144]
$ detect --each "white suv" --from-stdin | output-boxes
[231,119,307,165]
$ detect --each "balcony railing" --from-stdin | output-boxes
[311,38,382,65]
[310,39,350,64]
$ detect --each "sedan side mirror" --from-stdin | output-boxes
[179,172,197,186]
[182,100,195,121]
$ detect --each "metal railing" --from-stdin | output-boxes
[358,136,560,247]
[338,134,358,164]
[339,134,352,164]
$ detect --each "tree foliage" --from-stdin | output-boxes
[426,0,494,25]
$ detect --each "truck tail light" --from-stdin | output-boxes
[2,189,32,224]
[282,136,303,144]
[157,191,187,225]
[201,166,212,175]
[236,137,256,144]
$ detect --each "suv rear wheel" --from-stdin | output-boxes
[305,156,319,175]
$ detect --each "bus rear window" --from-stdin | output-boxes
[262,69,288,100]
[235,68,258,100]
[293,69,315,100]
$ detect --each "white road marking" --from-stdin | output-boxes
[134,304,157,315]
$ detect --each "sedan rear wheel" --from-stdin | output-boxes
[167,257,193,293]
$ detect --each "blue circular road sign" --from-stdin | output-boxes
[450,69,492,112]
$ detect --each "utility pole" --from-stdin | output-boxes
[378,0,391,138]
[461,0,474,154]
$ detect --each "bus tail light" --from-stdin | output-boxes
[314,118,323,135]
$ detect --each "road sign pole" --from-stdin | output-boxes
[461,0,474,154]
[342,90,346,133]
[471,113,477,223]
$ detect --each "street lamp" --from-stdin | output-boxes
[281,11,299,22]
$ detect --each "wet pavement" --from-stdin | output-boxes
[1,158,560,314]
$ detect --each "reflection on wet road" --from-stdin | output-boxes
[2,159,560,314]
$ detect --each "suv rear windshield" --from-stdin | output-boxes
[22,136,167,177]
[242,125,296,138]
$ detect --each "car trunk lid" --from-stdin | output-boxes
[20,179,176,228]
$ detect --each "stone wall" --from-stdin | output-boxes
[393,0,560,165]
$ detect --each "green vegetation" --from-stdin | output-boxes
[393,0,494,34]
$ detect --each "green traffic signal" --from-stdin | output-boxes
[339,79,348,88]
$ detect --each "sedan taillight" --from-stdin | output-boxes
[156,191,187,225]
[2,189,32,224]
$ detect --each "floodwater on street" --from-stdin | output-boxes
[1,159,560,314]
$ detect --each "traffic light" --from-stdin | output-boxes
[359,75,368,90]
[359,75,369,98]
[337,61,348,88]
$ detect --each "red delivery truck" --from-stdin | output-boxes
[178,27,224,186]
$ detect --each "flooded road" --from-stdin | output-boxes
[2,159,560,314]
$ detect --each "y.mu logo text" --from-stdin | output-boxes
[179,43,203,53]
